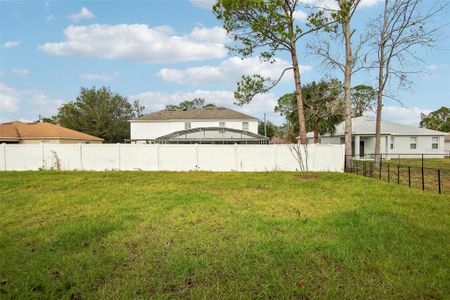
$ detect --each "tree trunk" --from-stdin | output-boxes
[314,126,319,144]
[290,47,307,144]
[375,0,389,167]
[342,9,353,170]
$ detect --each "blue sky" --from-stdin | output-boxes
[0,0,449,126]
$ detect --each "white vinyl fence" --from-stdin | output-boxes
[0,143,345,172]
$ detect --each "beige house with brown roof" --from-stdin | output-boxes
[0,121,103,144]
[129,107,268,144]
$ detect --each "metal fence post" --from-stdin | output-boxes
[438,169,441,194]
[379,154,382,179]
[421,159,425,191]
[388,163,390,183]
[408,166,411,188]
[397,163,400,184]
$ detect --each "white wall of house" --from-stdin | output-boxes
[130,120,258,140]
[312,134,445,157]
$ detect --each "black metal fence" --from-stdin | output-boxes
[345,153,450,194]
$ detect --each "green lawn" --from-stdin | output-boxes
[1,172,449,299]
[388,157,450,169]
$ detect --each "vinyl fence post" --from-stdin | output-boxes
[273,144,277,171]
[234,143,238,171]
[438,169,441,194]
[41,142,45,169]
[156,143,160,171]
[195,143,199,170]
[2,143,6,171]
[117,143,121,170]
[79,143,83,171]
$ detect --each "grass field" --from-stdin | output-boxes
[1,171,449,299]
[389,157,450,169]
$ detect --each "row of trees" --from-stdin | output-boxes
[213,0,446,167]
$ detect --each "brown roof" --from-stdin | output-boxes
[134,107,258,121]
[0,121,103,141]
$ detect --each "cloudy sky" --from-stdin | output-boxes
[0,0,449,126]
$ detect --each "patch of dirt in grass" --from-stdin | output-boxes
[163,278,195,293]
[295,174,318,180]
[51,271,61,280]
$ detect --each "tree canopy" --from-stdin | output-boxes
[420,106,450,132]
[165,98,214,110]
[55,87,144,143]
[351,85,376,117]
[258,120,279,139]
[275,79,344,143]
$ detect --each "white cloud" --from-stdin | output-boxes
[69,7,95,23]
[44,1,50,11]
[39,24,228,63]
[366,106,431,127]
[80,71,119,81]
[301,0,380,10]
[157,56,312,85]
[12,68,30,77]
[46,14,56,22]
[421,64,448,79]
[0,83,19,112]
[190,0,215,9]
[1,41,20,49]
[293,10,308,21]
[130,89,284,124]
[0,82,63,116]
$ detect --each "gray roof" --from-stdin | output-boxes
[132,107,258,121]
[307,116,447,137]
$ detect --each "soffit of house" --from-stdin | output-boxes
[132,107,258,121]
[0,121,103,141]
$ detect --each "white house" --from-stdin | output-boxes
[445,134,450,155]
[129,106,268,144]
[307,116,447,158]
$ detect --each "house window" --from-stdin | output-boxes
[410,136,417,149]
[432,137,439,149]
[185,122,191,130]
[242,122,249,131]
[340,137,345,144]
[390,136,395,150]
[219,121,226,127]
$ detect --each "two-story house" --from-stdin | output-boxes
[129,106,268,144]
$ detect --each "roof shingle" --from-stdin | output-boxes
[133,107,258,121]
[0,121,103,141]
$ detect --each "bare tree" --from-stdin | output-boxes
[288,143,309,171]
[308,0,363,169]
[371,0,446,165]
